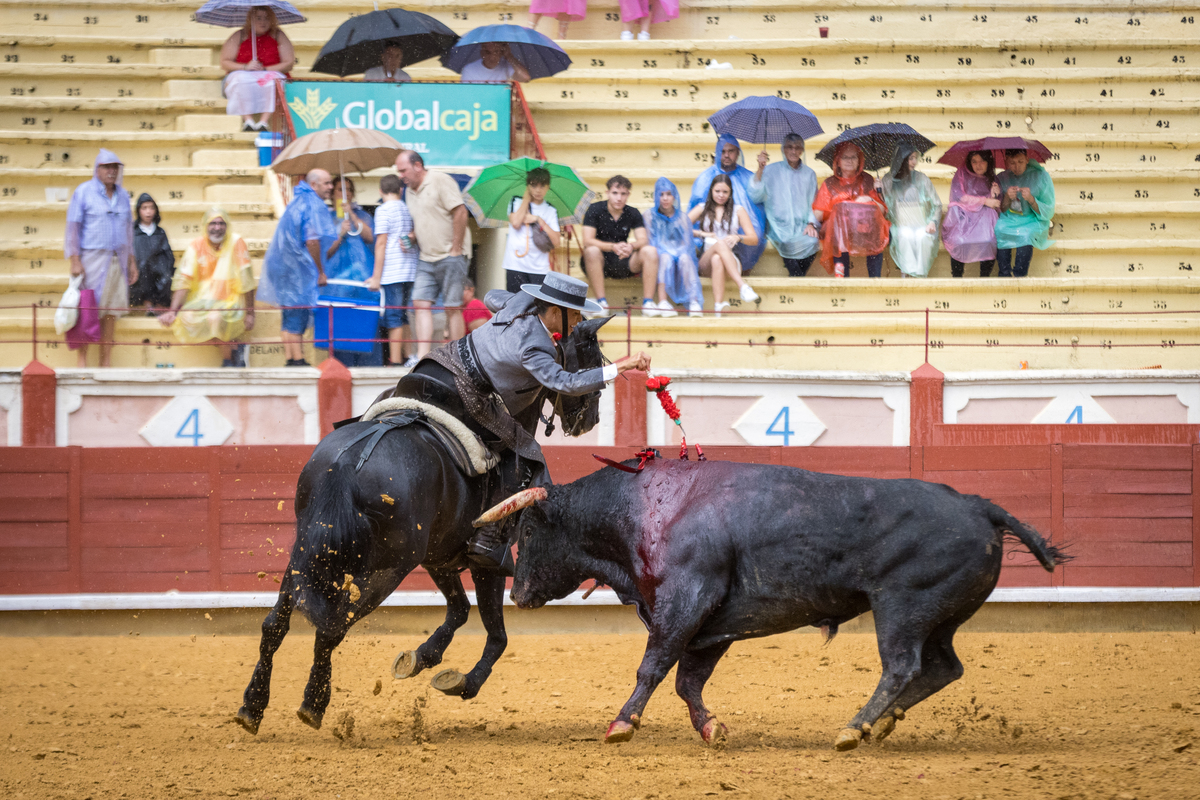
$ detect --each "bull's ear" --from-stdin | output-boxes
[574,316,613,338]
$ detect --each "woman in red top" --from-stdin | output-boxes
[219,7,296,132]
[812,142,890,277]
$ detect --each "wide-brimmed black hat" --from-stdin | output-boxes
[521,273,602,315]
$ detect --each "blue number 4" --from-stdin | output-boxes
[766,406,794,446]
[175,408,204,446]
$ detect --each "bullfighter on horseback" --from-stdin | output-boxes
[391,271,650,572]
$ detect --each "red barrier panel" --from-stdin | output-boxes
[0,445,1195,594]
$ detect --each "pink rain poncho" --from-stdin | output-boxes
[528,0,587,20]
[620,0,679,23]
[941,163,999,264]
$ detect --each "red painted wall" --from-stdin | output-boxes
[1,444,1196,594]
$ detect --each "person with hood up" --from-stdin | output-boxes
[258,169,337,366]
[130,193,175,311]
[880,144,942,278]
[64,149,138,366]
[643,177,703,316]
[811,141,889,277]
[158,208,256,367]
[748,133,820,277]
[322,177,383,367]
[941,150,1000,278]
[994,149,1055,277]
[688,133,767,275]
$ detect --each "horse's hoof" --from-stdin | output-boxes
[392,650,419,680]
[872,714,897,742]
[892,706,905,721]
[605,719,636,743]
[234,707,261,736]
[430,669,466,696]
[700,718,727,748]
[296,706,323,730]
[834,728,863,751]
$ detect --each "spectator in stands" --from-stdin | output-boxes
[369,174,419,367]
[322,177,382,366]
[219,7,295,132]
[689,134,767,272]
[461,279,492,333]
[258,169,337,367]
[688,174,760,317]
[942,150,1000,278]
[65,149,138,367]
[130,193,175,313]
[812,142,889,278]
[364,44,411,83]
[581,175,665,316]
[528,0,585,39]
[995,149,1056,278]
[644,177,703,317]
[460,42,532,83]
[396,150,470,359]
[503,167,561,294]
[748,134,820,277]
[620,0,679,40]
[881,145,942,278]
[158,208,256,367]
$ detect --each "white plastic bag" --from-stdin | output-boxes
[54,273,83,335]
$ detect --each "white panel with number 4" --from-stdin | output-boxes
[733,394,825,447]
[139,396,234,447]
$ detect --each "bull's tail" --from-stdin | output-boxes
[982,500,1070,572]
[290,460,375,622]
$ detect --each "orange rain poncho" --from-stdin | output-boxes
[812,142,890,274]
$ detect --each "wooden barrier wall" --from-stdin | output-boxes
[1,444,1197,595]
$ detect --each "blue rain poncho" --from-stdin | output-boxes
[643,178,702,307]
[321,203,378,304]
[747,145,819,260]
[688,133,767,270]
[258,179,337,309]
[995,161,1055,250]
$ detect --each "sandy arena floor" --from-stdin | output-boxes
[1,626,1198,799]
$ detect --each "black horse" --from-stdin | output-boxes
[235,317,610,735]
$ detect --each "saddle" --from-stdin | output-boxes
[336,397,500,477]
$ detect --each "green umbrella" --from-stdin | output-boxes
[463,157,596,228]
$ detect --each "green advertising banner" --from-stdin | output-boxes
[284,81,511,167]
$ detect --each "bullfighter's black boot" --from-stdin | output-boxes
[467,523,515,575]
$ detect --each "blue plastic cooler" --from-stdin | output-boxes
[314,280,383,353]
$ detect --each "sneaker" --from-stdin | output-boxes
[713,301,730,319]
[619,30,634,40]
[596,298,612,316]
[637,31,651,41]
[688,302,703,318]
[739,283,761,304]
[240,121,255,132]
[402,354,419,368]
[641,299,661,318]
[656,300,678,318]
[834,262,846,278]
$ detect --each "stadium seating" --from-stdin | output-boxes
[0,0,1196,368]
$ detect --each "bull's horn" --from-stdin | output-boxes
[472,487,548,528]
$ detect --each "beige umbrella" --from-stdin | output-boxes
[271,127,403,230]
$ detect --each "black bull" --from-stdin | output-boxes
[511,458,1067,750]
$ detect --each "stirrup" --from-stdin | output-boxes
[467,538,515,575]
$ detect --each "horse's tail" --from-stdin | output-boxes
[290,459,375,622]
[982,499,1071,572]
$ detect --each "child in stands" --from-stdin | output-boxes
[369,174,419,367]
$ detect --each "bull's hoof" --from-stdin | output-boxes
[234,707,261,736]
[430,668,466,696]
[870,714,896,742]
[834,727,863,751]
[700,718,728,748]
[605,719,636,743]
[392,650,419,680]
[296,705,323,731]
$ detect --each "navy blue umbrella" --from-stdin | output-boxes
[816,123,935,172]
[707,96,823,144]
[441,24,571,80]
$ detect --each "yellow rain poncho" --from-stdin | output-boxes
[170,207,257,344]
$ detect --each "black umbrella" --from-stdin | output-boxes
[815,123,936,172]
[311,8,459,76]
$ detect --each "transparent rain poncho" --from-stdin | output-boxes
[688,133,768,271]
[747,142,820,260]
[941,161,999,264]
[812,142,889,274]
[643,177,702,307]
[880,145,942,277]
[995,160,1056,251]
[258,179,336,310]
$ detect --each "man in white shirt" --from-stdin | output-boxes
[502,167,561,293]
[363,44,411,83]
[460,42,531,83]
